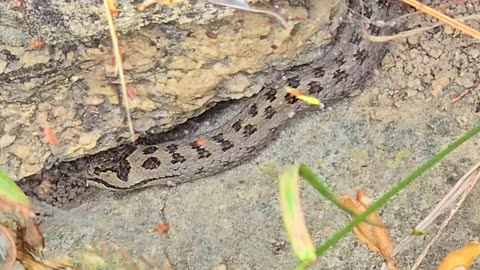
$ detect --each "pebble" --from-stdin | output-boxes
[0,135,16,148]
[84,96,104,105]
[455,73,476,88]
[431,77,449,96]
[212,264,228,270]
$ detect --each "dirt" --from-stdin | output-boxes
[5,0,480,269]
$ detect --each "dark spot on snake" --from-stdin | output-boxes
[212,133,234,152]
[243,124,257,137]
[91,144,135,182]
[142,146,158,155]
[166,144,178,154]
[264,105,276,119]
[354,48,369,64]
[271,44,278,50]
[284,93,298,104]
[171,153,186,164]
[286,77,301,88]
[232,120,242,132]
[196,166,205,173]
[333,69,348,84]
[334,54,346,66]
[197,148,212,159]
[313,66,325,78]
[349,32,363,45]
[141,157,161,170]
[190,141,212,159]
[245,146,256,154]
[265,88,277,102]
[222,160,234,167]
[212,133,224,141]
[248,104,258,117]
[307,81,324,95]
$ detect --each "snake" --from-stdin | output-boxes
[16,0,401,207]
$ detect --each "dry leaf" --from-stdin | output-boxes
[437,242,480,270]
[153,223,170,234]
[343,190,396,269]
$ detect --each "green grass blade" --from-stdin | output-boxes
[279,164,317,265]
[0,170,30,207]
[309,123,480,260]
[298,164,359,218]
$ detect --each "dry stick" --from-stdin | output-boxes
[452,82,479,103]
[103,0,135,142]
[363,14,480,42]
[392,162,480,257]
[411,168,480,270]
[399,0,480,40]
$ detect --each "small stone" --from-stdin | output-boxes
[454,52,468,68]
[431,77,449,97]
[407,78,422,90]
[443,25,454,35]
[455,73,476,88]
[406,89,417,97]
[212,264,227,270]
[428,48,443,59]
[0,135,16,148]
[381,52,395,69]
[407,35,420,45]
[469,48,480,58]
[78,133,100,146]
[84,96,104,105]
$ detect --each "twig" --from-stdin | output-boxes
[103,0,135,142]
[399,0,480,40]
[363,14,480,42]
[411,167,480,270]
[451,82,479,103]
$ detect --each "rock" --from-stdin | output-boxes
[0,135,15,148]
[431,77,449,96]
[455,73,477,88]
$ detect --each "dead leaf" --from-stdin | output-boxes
[153,223,170,234]
[343,190,396,269]
[437,242,480,270]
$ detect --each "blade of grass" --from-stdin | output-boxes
[299,165,363,220]
[296,123,480,268]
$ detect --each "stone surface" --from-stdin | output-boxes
[5,0,480,269]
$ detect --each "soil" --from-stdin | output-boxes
[4,0,480,269]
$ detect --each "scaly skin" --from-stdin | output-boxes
[17,0,401,207]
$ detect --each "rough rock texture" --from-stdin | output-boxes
[30,0,480,269]
[0,0,326,179]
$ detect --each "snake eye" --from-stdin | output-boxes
[93,167,101,175]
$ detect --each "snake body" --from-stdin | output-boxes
[17,0,400,206]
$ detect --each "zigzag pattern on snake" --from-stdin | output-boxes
[17,0,401,207]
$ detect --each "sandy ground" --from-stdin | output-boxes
[21,2,480,270]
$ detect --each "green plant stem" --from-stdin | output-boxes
[299,164,355,217]
[298,123,480,267]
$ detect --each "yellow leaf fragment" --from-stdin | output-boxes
[278,165,317,265]
[437,242,480,270]
[285,87,321,105]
